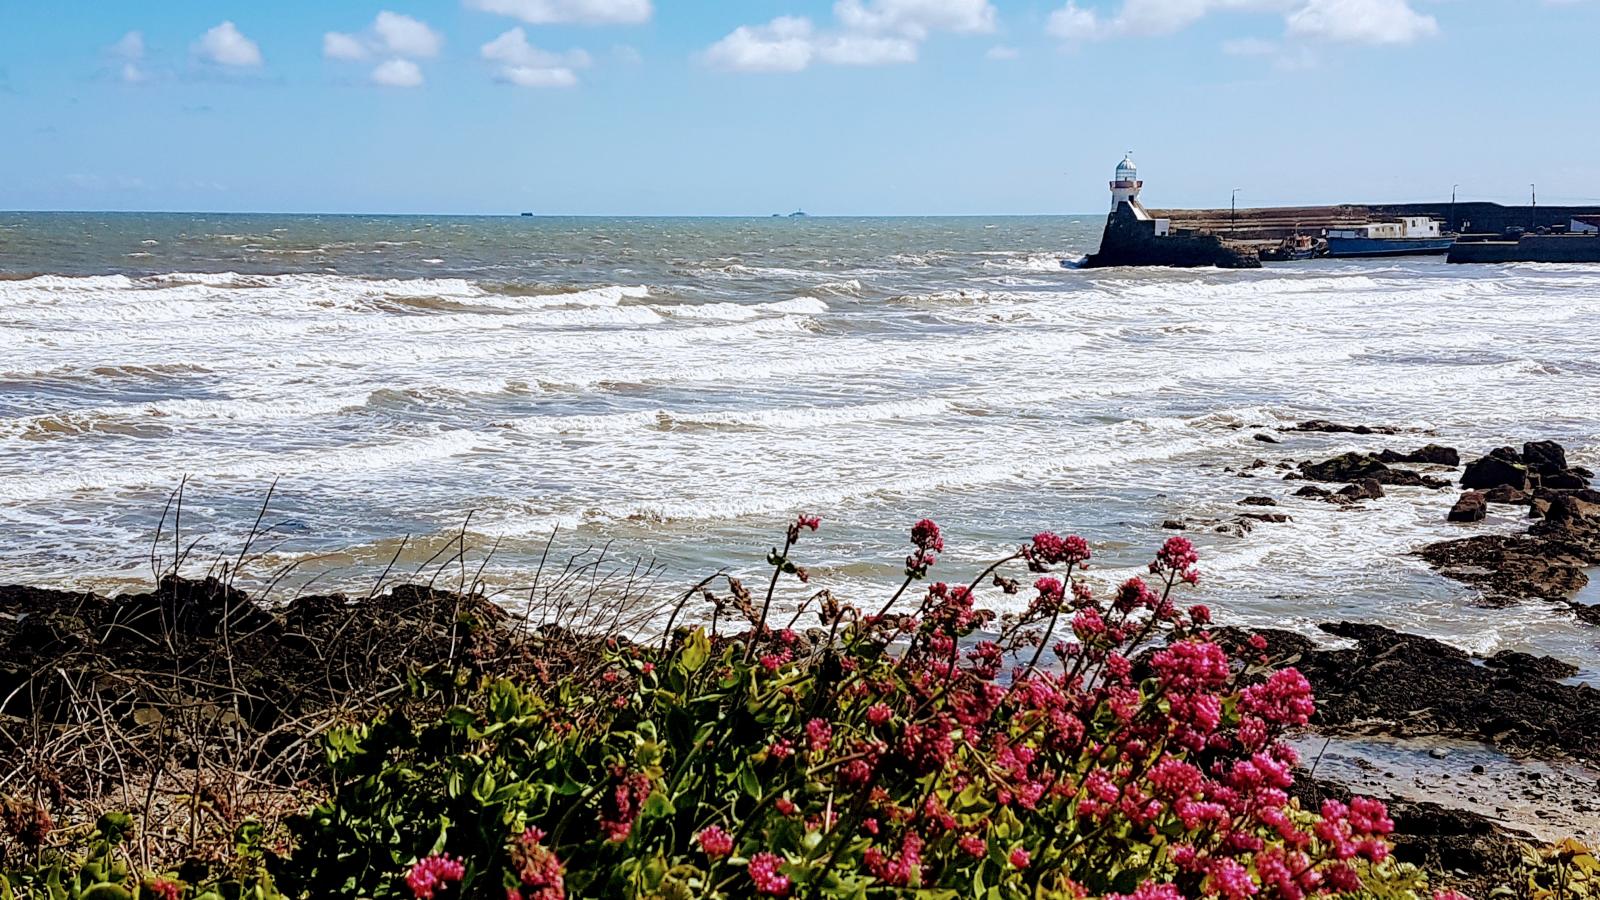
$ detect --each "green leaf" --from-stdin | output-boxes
[642,789,675,819]
[679,628,711,673]
[739,764,762,800]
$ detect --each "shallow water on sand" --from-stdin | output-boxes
[3,212,1599,674]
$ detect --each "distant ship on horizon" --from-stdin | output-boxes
[771,210,809,218]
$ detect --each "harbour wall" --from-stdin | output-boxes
[1147,202,1600,241]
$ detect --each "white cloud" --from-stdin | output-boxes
[325,12,442,62]
[193,21,263,68]
[704,17,817,72]
[499,65,580,87]
[465,0,652,25]
[1285,0,1437,44]
[373,11,443,57]
[112,31,145,60]
[834,0,997,38]
[481,27,592,86]
[1047,0,1435,45]
[371,58,425,87]
[705,0,996,73]
[818,33,919,65]
[985,44,1021,60]
[1046,2,1103,40]
[110,31,147,82]
[323,32,369,60]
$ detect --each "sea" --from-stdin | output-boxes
[2,212,1598,676]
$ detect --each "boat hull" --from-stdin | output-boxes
[1324,237,1454,258]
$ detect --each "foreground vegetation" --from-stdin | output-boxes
[3,516,1593,899]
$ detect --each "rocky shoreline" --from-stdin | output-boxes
[1194,423,1600,893]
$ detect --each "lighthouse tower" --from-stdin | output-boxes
[1110,153,1142,210]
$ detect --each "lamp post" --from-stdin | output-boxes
[1231,188,1241,236]
[1531,183,1537,229]
[1450,184,1458,233]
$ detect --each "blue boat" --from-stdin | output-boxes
[1324,216,1453,258]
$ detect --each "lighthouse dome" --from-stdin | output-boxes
[1115,155,1137,181]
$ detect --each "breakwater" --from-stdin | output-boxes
[1148,201,1600,242]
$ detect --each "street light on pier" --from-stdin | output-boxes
[1231,188,1241,236]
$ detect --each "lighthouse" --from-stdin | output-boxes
[1110,152,1142,210]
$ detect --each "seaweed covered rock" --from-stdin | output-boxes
[1462,448,1532,491]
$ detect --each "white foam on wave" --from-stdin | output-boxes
[656,297,828,321]
[471,413,1244,539]
[0,426,492,503]
[498,397,954,437]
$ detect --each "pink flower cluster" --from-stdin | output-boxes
[1025,531,1092,571]
[507,828,564,900]
[696,825,734,858]
[145,878,183,900]
[405,854,465,900]
[598,767,653,843]
[747,852,792,896]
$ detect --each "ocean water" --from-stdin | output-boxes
[3,212,1599,674]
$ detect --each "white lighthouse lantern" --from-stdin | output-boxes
[1110,153,1142,209]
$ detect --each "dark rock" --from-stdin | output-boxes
[1160,519,1185,530]
[1299,452,1389,482]
[1294,485,1331,498]
[1484,649,1580,682]
[1448,492,1488,523]
[1460,454,1531,491]
[1239,496,1277,507]
[1288,420,1400,435]
[1226,621,1600,763]
[1336,479,1385,501]
[1540,469,1590,490]
[1378,444,1462,467]
[1483,485,1530,505]
[1521,440,1568,478]
[1419,533,1595,602]
[1373,468,1453,489]
[1240,512,1291,524]
[1252,433,1280,444]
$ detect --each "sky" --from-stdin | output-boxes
[1,0,1598,215]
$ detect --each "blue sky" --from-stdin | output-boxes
[2,0,1597,215]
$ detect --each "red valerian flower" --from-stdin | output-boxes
[748,852,792,897]
[598,768,653,843]
[696,826,734,858]
[146,878,183,900]
[864,832,924,886]
[509,828,565,900]
[1008,847,1030,868]
[1109,880,1185,900]
[912,519,943,551]
[405,854,465,900]
[805,717,833,752]
[1206,857,1258,900]
[1239,668,1316,726]
[1024,532,1091,570]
